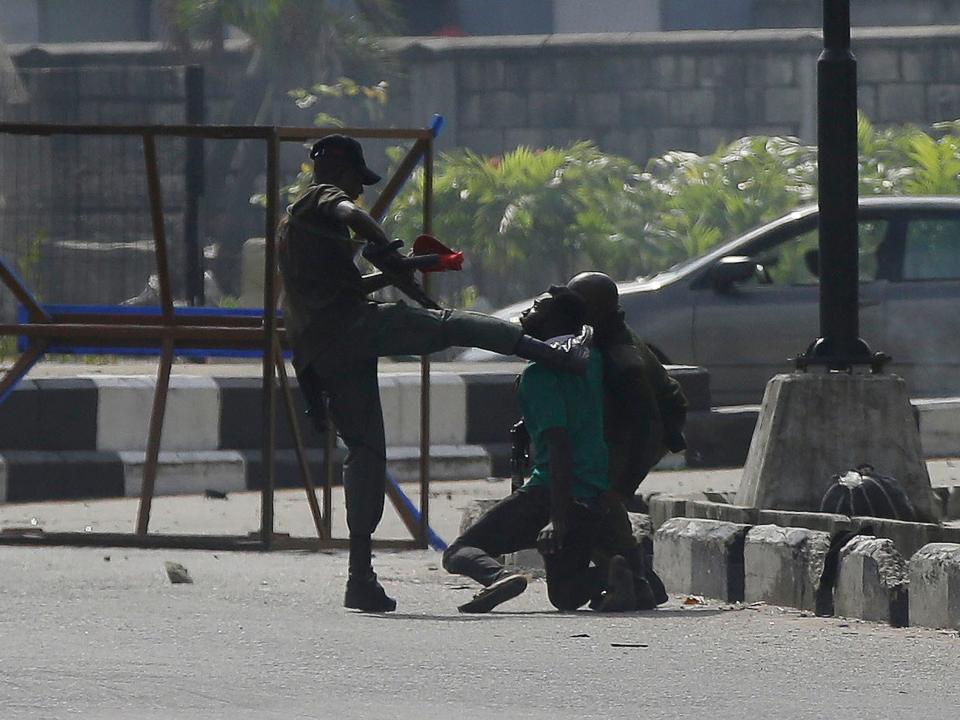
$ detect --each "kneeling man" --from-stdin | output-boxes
[443,286,632,612]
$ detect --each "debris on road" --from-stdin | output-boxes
[164,561,193,584]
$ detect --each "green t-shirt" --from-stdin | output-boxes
[518,349,609,498]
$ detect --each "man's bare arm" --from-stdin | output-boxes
[537,426,573,553]
[333,200,390,246]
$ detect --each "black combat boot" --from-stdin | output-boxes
[514,325,593,375]
[344,535,396,612]
[597,555,637,612]
[625,545,667,607]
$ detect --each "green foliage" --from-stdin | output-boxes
[251,77,392,207]
[165,0,398,81]
[381,114,960,308]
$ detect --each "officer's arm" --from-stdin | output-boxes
[333,200,390,247]
[641,345,688,452]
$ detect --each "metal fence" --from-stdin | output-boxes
[0,120,438,552]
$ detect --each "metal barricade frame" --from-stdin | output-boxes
[0,121,438,552]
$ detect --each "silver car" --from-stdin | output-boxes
[461,196,960,405]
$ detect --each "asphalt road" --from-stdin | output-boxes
[0,481,959,720]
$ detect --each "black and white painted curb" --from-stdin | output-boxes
[458,497,960,631]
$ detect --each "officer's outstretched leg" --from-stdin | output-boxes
[323,360,396,612]
[363,303,592,374]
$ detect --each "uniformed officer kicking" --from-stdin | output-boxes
[279,135,591,612]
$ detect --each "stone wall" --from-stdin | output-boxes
[3,27,960,314]
[2,42,253,311]
[384,26,960,161]
[753,1,960,29]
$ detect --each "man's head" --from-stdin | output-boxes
[310,134,382,200]
[566,271,619,326]
[519,285,586,341]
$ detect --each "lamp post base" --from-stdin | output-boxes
[735,372,934,522]
[794,336,890,373]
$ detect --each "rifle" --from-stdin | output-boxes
[509,420,530,492]
[362,234,463,310]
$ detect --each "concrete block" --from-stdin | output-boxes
[686,500,758,525]
[241,448,343,491]
[852,517,942,561]
[574,92,621,127]
[652,55,696,88]
[215,373,338,451]
[630,512,655,567]
[900,49,929,83]
[764,87,803,123]
[379,376,402,446]
[745,525,831,611]
[121,450,246,498]
[737,374,934,521]
[834,537,909,626]
[938,526,960,545]
[458,498,502,536]
[504,547,544,577]
[746,53,795,86]
[757,509,853,534]
[877,84,926,123]
[668,89,715,125]
[385,445,491,483]
[92,376,221,452]
[648,495,687,530]
[857,48,901,82]
[462,374,522,444]
[239,237,265,307]
[621,90,670,127]
[696,54,747,89]
[2,451,125,502]
[653,517,750,601]
[684,406,758,468]
[665,365,711,412]
[0,383,41,450]
[394,374,466,447]
[915,398,960,457]
[909,543,960,630]
[527,92,576,127]
[35,379,99,451]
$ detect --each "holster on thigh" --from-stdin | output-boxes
[295,365,330,434]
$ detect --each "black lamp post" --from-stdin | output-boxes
[799,0,879,371]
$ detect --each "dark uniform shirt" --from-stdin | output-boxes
[600,322,687,497]
[279,183,366,371]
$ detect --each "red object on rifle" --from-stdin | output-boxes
[412,234,464,272]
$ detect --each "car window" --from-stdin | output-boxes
[748,220,887,285]
[903,219,960,280]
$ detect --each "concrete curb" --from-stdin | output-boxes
[908,543,960,630]
[834,536,909,627]
[744,525,831,612]
[453,499,960,628]
[0,445,489,503]
[851,516,942,561]
[653,517,749,602]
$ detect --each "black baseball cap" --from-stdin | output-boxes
[310,134,382,185]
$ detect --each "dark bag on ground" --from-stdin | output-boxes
[819,464,916,521]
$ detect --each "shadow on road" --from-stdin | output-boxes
[361,607,732,621]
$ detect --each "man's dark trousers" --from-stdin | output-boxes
[442,486,602,611]
[302,300,522,537]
